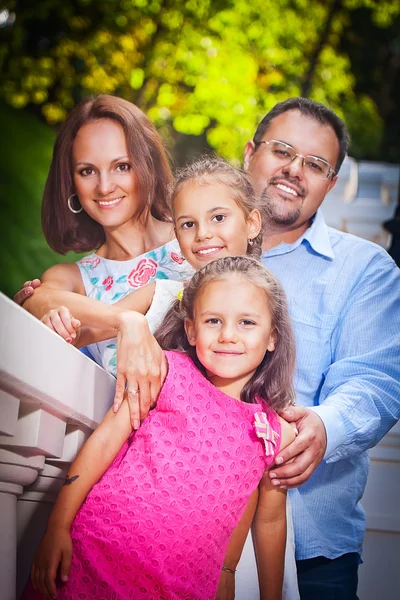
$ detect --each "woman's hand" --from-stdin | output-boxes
[113,311,167,430]
[31,527,72,599]
[41,306,81,345]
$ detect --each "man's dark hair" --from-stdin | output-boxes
[253,97,350,174]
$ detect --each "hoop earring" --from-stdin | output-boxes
[67,194,83,214]
[248,238,254,246]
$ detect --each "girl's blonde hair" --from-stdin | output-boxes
[169,156,263,259]
[155,256,296,410]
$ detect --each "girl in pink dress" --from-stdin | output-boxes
[25,255,296,600]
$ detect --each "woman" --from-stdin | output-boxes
[20,94,193,424]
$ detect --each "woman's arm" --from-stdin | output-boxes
[24,262,156,342]
[31,400,133,598]
[24,265,162,423]
[42,283,156,347]
[254,418,296,600]
[216,489,259,600]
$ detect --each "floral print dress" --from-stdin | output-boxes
[76,238,194,375]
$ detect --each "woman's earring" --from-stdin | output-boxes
[67,194,83,214]
[248,238,254,246]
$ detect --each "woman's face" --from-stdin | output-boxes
[72,119,140,228]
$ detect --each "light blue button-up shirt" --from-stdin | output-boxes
[261,209,400,560]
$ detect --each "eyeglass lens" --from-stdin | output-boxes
[267,140,331,178]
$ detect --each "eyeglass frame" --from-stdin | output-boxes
[253,139,336,180]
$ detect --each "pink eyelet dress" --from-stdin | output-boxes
[23,351,281,600]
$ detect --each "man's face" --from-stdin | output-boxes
[244,110,339,232]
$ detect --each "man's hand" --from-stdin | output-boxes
[14,278,41,306]
[113,312,167,430]
[268,405,327,489]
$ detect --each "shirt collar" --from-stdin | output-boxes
[303,209,335,259]
[262,209,335,260]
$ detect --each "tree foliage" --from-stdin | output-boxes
[1,0,399,161]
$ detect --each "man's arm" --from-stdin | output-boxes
[270,252,400,487]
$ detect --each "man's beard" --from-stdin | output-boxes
[260,177,305,228]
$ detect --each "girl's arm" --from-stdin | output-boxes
[254,418,296,600]
[216,489,259,600]
[31,399,134,599]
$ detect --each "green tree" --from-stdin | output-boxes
[1,0,399,160]
[1,0,399,295]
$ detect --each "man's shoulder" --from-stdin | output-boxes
[327,226,396,269]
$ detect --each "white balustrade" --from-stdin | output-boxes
[323,157,400,249]
[0,293,115,600]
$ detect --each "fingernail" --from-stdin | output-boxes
[275,456,284,465]
[62,575,68,582]
[71,333,76,339]
[66,337,72,343]
[269,472,277,479]
[280,485,287,489]
[133,419,140,430]
[113,403,119,412]
[272,479,281,486]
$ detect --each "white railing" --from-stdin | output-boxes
[0,292,115,600]
[0,291,399,600]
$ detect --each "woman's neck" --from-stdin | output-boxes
[97,215,175,261]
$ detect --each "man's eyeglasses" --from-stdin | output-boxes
[254,139,336,180]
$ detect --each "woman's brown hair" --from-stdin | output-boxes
[155,256,296,410]
[42,95,173,254]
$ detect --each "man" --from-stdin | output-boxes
[244,97,400,599]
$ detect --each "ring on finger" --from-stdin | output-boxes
[128,387,139,394]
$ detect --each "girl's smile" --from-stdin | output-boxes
[185,274,276,400]
[173,182,261,270]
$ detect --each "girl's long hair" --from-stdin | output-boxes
[155,256,295,410]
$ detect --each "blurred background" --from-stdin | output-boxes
[0,0,399,297]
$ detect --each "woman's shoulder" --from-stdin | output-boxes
[41,261,83,293]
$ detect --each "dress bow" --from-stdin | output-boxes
[254,412,280,457]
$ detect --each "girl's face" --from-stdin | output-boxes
[185,274,276,400]
[173,182,261,271]
[72,119,140,229]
